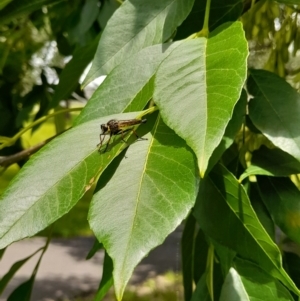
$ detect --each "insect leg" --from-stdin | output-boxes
[97,133,105,151]
[103,133,112,153]
[132,128,147,141]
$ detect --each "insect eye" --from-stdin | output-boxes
[101,124,107,132]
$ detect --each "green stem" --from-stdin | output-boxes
[202,0,211,37]
[138,106,158,118]
[0,107,82,150]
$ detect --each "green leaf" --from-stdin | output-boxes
[250,183,275,240]
[193,163,300,295]
[240,146,300,181]
[154,22,248,177]
[89,114,198,299]
[83,0,194,85]
[284,252,300,289]
[52,35,101,108]
[175,0,244,40]
[0,248,42,294]
[7,275,35,301]
[220,258,294,301]
[191,273,211,301]
[86,239,103,260]
[0,0,65,25]
[0,111,146,249]
[75,42,182,126]
[207,88,247,173]
[193,229,208,283]
[276,0,300,4]
[248,69,300,163]
[97,0,120,29]
[257,176,300,245]
[94,251,114,301]
[0,0,13,10]
[181,213,196,301]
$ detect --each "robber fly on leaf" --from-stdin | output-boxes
[97,118,147,152]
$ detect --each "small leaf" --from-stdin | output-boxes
[240,146,300,181]
[194,163,300,295]
[221,258,294,301]
[0,111,146,249]
[248,69,300,162]
[220,262,294,301]
[257,176,300,245]
[0,248,42,294]
[7,275,35,301]
[154,22,248,176]
[191,273,211,301]
[89,114,198,299]
[86,239,103,260]
[83,0,194,84]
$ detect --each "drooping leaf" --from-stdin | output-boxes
[94,251,114,301]
[0,0,65,25]
[154,22,248,177]
[240,146,300,181]
[75,42,182,126]
[89,114,199,299]
[248,69,300,162]
[257,176,300,245]
[181,213,197,301]
[7,275,35,301]
[0,111,148,249]
[193,163,300,295]
[220,260,294,301]
[0,248,43,294]
[86,239,103,260]
[83,0,194,85]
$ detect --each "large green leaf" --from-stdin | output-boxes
[89,114,199,299]
[193,163,300,295]
[220,259,294,301]
[248,69,300,162]
[240,146,300,181]
[257,176,300,245]
[0,111,147,249]
[0,0,64,25]
[83,0,194,85]
[154,22,248,177]
[75,43,182,126]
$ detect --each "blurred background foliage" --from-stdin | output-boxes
[0,0,300,237]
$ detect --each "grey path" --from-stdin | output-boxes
[0,228,182,301]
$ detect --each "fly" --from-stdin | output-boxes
[97,118,147,152]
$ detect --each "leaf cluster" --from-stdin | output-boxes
[1,0,300,301]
